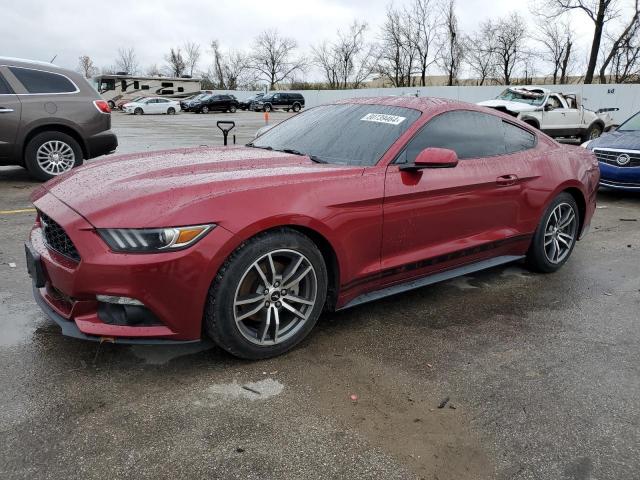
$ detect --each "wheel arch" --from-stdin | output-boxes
[212,221,342,312]
[520,116,540,129]
[22,124,88,163]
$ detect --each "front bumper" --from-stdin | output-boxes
[599,162,640,190]
[86,130,118,159]
[29,193,236,343]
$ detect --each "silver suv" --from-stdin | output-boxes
[0,57,117,180]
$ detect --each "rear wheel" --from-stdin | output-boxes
[292,103,301,112]
[205,229,327,359]
[107,100,115,109]
[24,131,82,181]
[134,107,143,115]
[526,192,579,273]
[264,104,272,112]
[201,106,209,114]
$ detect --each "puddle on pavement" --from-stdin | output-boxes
[0,299,40,347]
[129,342,214,365]
[205,378,284,401]
[446,276,481,290]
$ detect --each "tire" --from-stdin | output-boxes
[526,192,580,273]
[263,104,272,112]
[205,228,328,360]
[582,123,602,142]
[107,100,115,109]
[229,105,237,113]
[24,131,83,181]
[167,107,176,115]
[201,106,209,114]
[292,103,301,112]
[134,107,143,115]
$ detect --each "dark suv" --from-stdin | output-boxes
[252,92,305,112]
[192,94,238,114]
[0,57,117,181]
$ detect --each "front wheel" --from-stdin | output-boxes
[205,229,328,359]
[582,123,602,142]
[167,107,176,115]
[526,192,579,273]
[134,107,143,115]
[201,106,209,114]
[24,131,83,181]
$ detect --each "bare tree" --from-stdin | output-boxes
[378,5,416,87]
[606,19,640,81]
[312,21,379,89]
[208,41,253,89]
[165,48,186,77]
[146,64,162,76]
[543,0,622,83]
[492,13,528,85]
[598,0,640,81]
[410,0,442,86]
[535,19,575,84]
[465,26,497,85]
[250,30,305,88]
[183,41,201,77]
[438,0,464,86]
[77,55,97,78]
[115,48,139,74]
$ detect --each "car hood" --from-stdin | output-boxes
[36,147,359,229]
[587,129,640,150]
[477,99,540,113]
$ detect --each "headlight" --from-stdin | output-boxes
[580,140,591,149]
[97,225,214,253]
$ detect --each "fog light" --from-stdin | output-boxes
[96,295,144,306]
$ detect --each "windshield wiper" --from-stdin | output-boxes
[308,155,329,164]
[245,143,273,150]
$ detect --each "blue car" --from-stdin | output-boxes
[585,111,640,191]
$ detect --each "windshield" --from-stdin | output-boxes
[618,111,640,132]
[497,88,545,106]
[250,104,421,166]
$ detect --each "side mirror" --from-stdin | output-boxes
[399,148,459,171]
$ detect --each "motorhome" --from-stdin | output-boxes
[93,74,202,108]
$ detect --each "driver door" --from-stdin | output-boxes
[382,110,529,286]
[0,71,21,162]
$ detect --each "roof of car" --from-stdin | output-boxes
[0,56,72,73]
[334,95,460,113]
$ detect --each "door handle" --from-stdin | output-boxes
[0,107,14,113]
[496,174,519,186]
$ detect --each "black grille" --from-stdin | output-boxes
[593,149,640,168]
[40,212,81,261]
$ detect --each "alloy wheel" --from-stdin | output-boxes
[544,202,577,264]
[233,249,318,346]
[36,140,75,176]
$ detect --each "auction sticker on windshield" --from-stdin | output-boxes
[360,113,406,125]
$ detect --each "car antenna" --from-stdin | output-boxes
[49,55,58,63]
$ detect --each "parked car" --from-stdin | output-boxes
[478,87,616,142]
[252,92,305,112]
[583,110,640,190]
[180,92,210,112]
[192,94,238,114]
[115,95,146,110]
[26,97,598,359]
[0,56,117,181]
[239,93,264,110]
[123,97,181,115]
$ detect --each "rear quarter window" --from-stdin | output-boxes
[9,67,77,94]
[503,121,536,154]
[0,74,13,94]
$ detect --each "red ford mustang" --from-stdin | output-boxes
[26,97,599,359]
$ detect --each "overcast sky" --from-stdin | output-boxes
[1,0,625,79]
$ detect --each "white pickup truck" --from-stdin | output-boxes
[478,87,617,142]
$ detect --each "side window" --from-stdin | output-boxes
[400,110,505,163]
[503,121,536,154]
[133,80,140,89]
[0,74,13,94]
[177,87,184,92]
[547,95,562,109]
[9,67,77,94]
[141,85,149,90]
[121,80,127,92]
